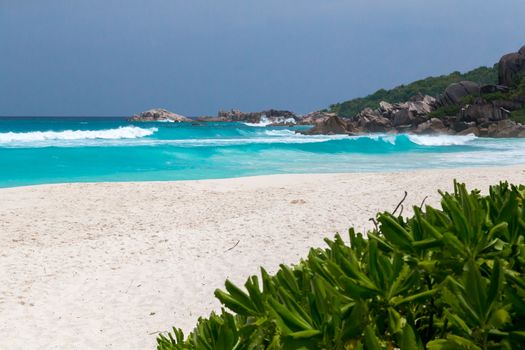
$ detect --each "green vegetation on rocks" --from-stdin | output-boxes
[511,108,525,124]
[329,66,498,117]
[157,181,525,349]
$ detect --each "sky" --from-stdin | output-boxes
[1,0,525,117]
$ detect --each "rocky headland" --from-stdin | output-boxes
[302,44,525,136]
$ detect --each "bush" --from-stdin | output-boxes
[157,181,525,349]
[427,105,462,119]
[511,108,525,124]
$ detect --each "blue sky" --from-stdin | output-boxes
[1,0,524,116]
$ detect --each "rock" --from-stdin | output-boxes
[457,126,480,136]
[414,118,449,134]
[392,109,414,126]
[498,45,525,87]
[438,81,480,106]
[195,116,226,122]
[217,109,259,123]
[359,115,391,132]
[297,111,335,125]
[379,101,395,114]
[356,108,391,132]
[480,84,509,94]
[129,108,192,122]
[196,109,298,124]
[407,96,437,114]
[492,99,523,111]
[378,96,436,119]
[459,102,510,122]
[300,115,351,135]
[451,120,476,133]
[357,107,379,118]
[487,119,525,137]
[203,109,298,124]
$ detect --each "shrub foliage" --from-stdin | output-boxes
[157,181,525,349]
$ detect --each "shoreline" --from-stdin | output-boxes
[1,166,525,349]
[2,162,525,190]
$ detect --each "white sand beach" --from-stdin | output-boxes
[1,166,524,349]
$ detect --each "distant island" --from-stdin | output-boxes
[131,44,525,137]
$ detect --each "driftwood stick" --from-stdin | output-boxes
[225,240,240,252]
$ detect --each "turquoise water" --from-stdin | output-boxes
[0,117,524,188]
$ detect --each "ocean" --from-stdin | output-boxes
[0,116,524,188]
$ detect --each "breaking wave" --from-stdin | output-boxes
[407,134,478,146]
[243,116,296,127]
[0,126,158,143]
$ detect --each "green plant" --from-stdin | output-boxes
[510,108,525,124]
[157,181,525,349]
[482,92,506,102]
[427,104,462,119]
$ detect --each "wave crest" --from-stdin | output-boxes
[407,134,477,146]
[244,116,296,127]
[0,126,158,143]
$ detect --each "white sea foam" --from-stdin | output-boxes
[263,129,349,139]
[0,126,158,143]
[243,116,273,127]
[243,116,297,127]
[407,134,477,146]
[156,136,344,147]
[263,129,298,136]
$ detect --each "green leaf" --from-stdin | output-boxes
[391,289,436,307]
[400,324,424,350]
[378,214,413,250]
[443,232,467,257]
[444,309,472,336]
[224,279,257,315]
[419,215,445,240]
[363,325,382,350]
[387,307,404,334]
[464,259,487,321]
[447,334,483,350]
[412,238,443,250]
[485,259,503,319]
[215,289,254,316]
[288,329,322,339]
[268,296,313,331]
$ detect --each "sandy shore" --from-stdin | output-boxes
[1,166,524,349]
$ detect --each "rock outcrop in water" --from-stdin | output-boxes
[129,108,192,122]
[301,115,352,135]
[196,109,298,125]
